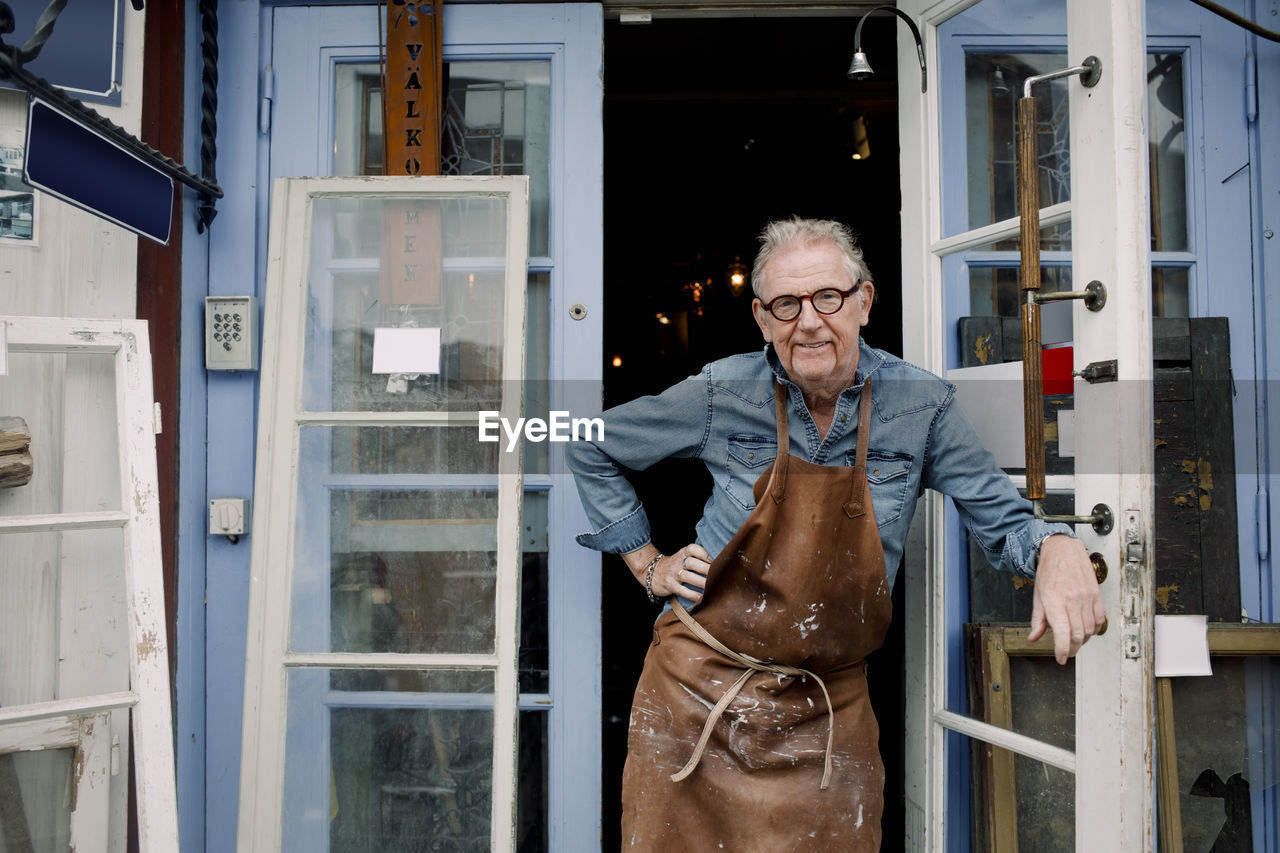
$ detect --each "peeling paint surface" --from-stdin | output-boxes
[973,333,994,364]
[136,629,161,660]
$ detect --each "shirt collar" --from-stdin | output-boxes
[764,338,884,393]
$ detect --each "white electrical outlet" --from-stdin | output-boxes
[205,296,259,371]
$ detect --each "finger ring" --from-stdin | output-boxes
[682,557,688,569]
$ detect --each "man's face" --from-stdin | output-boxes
[751,239,873,397]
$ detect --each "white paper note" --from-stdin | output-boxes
[371,327,441,375]
[1057,409,1075,458]
[1154,614,1212,677]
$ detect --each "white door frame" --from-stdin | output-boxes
[896,1,1155,849]
[255,9,604,849]
[236,175,531,853]
[0,316,179,853]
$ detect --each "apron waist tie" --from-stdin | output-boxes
[669,600,836,790]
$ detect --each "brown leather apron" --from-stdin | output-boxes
[621,378,893,852]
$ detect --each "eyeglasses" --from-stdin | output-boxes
[759,284,860,322]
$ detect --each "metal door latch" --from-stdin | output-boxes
[1122,510,1145,659]
[1076,359,1118,384]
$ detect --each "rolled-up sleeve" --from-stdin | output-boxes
[923,387,1071,578]
[566,370,713,554]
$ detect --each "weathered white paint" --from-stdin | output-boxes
[0,510,129,532]
[932,710,1075,772]
[59,343,131,850]
[0,711,112,853]
[896,4,969,847]
[929,200,1072,257]
[0,317,180,853]
[237,176,530,852]
[0,692,138,726]
[1066,0,1156,849]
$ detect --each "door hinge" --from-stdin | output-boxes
[1257,488,1269,561]
[1245,53,1257,124]
[260,66,275,134]
[153,402,163,435]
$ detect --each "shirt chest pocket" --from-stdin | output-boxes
[847,449,913,528]
[723,435,776,511]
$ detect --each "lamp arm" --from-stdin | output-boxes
[852,4,927,93]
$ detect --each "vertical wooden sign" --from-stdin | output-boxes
[385,0,443,177]
[381,0,444,306]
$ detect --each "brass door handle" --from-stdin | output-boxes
[1018,58,1110,524]
[1090,552,1108,584]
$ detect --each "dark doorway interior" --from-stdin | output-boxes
[601,14,906,850]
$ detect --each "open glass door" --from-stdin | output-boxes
[896,0,1155,849]
[236,176,530,852]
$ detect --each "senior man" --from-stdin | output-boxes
[566,216,1103,851]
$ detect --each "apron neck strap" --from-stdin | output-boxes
[770,377,874,513]
[770,382,790,503]
[843,376,873,518]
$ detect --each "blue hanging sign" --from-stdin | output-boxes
[1,0,126,104]
[23,97,173,245]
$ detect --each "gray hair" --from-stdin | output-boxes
[750,217,871,298]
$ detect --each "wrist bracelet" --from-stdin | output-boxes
[643,553,664,604]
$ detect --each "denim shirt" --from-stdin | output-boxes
[566,340,1069,588]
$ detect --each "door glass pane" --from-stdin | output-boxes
[960,624,1076,851]
[0,748,74,853]
[964,735,1076,852]
[960,51,1072,233]
[445,62,551,258]
[966,265,1074,346]
[312,424,501,477]
[0,529,128,705]
[282,669,495,853]
[1153,267,1190,317]
[1167,655,1279,852]
[517,711,549,853]
[291,481,502,655]
[525,271,551,476]
[0,352,121,517]
[334,60,551,256]
[954,48,1189,254]
[302,196,511,414]
[520,523,550,695]
[1148,53,1187,253]
[291,455,544,657]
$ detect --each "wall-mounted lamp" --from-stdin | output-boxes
[726,257,748,297]
[991,65,1011,96]
[847,5,927,93]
